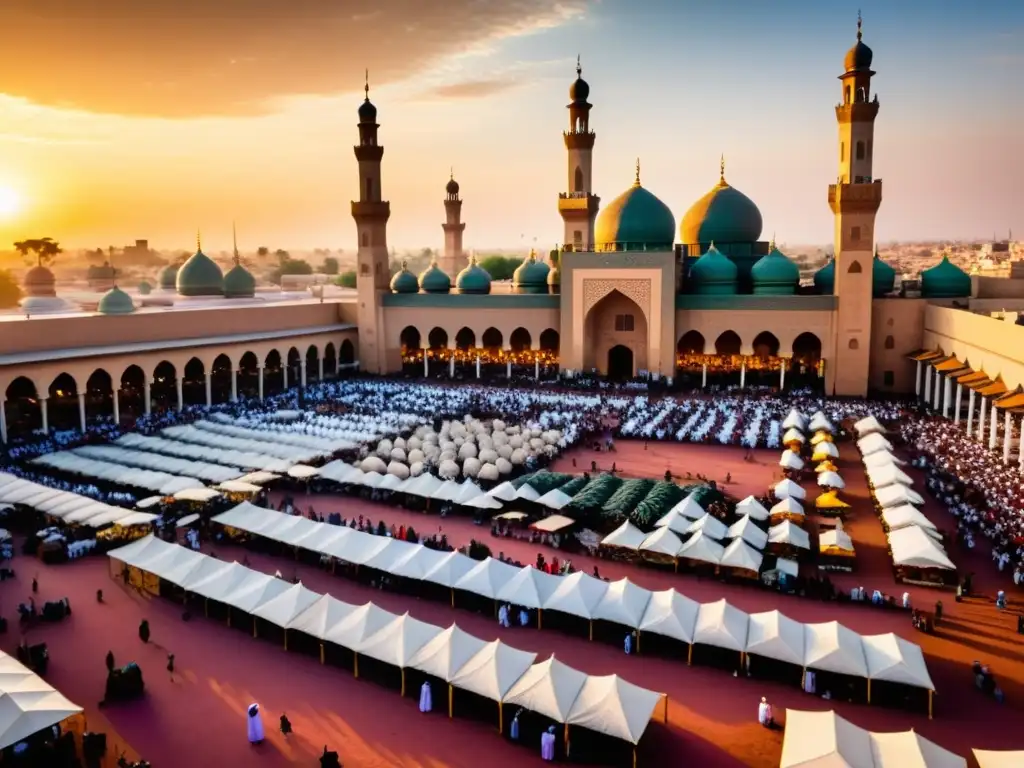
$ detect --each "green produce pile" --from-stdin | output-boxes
[565,474,623,516]
[630,482,687,530]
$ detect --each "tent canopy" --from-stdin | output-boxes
[745,610,805,667]
[251,583,321,628]
[862,632,935,690]
[591,578,653,629]
[638,589,698,644]
[497,566,561,610]
[0,652,83,750]
[693,599,749,652]
[601,521,647,550]
[803,621,868,678]
[543,571,610,620]
[354,612,444,668]
[286,594,357,640]
[502,655,587,723]
[449,640,537,701]
[888,526,955,570]
[565,674,664,746]
[407,623,488,683]
[735,496,770,521]
[974,749,1024,768]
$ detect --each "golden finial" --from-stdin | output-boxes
[470,252,478,265]
[364,69,370,100]
[196,229,202,252]
[449,166,454,181]
[576,54,582,78]
[634,157,641,186]
[401,259,408,270]
[232,222,240,265]
[709,240,716,251]
[719,154,726,183]
[769,233,776,250]
[529,248,537,261]
[856,10,863,41]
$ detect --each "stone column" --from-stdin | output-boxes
[449,347,455,378]
[204,372,212,407]
[475,354,481,379]
[966,388,975,434]
[0,400,7,444]
[942,377,952,419]
[300,359,307,388]
[113,389,121,426]
[780,362,786,391]
[176,377,184,411]
[989,404,999,450]
[915,360,922,397]
[231,371,238,402]
[423,347,429,377]
[318,357,324,382]
[1003,411,1012,464]
[924,365,932,405]
[282,363,288,390]
[701,364,707,389]
[78,392,87,433]
[978,396,986,442]
[258,365,265,401]
[933,373,941,411]
[535,358,540,381]
[739,362,746,389]
[506,347,512,379]
[40,396,49,434]
[953,383,962,425]
[144,380,152,416]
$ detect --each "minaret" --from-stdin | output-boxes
[558,56,600,251]
[829,12,881,397]
[350,71,391,373]
[440,170,467,276]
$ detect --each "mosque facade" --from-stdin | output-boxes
[3,17,1018,443]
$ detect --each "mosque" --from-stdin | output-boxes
[2,16,1022,443]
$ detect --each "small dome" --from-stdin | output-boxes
[138,281,152,295]
[176,248,224,297]
[224,261,256,298]
[158,264,179,290]
[594,165,675,252]
[689,243,738,295]
[359,96,377,122]
[512,250,551,294]
[814,259,835,295]
[23,266,56,297]
[389,261,419,294]
[455,255,492,295]
[97,286,135,315]
[569,57,590,102]
[680,162,763,244]
[751,242,800,295]
[446,176,460,196]
[418,260,451,294]
[921,254,971,298]
[872,252,896,297]
[844,18,873,71]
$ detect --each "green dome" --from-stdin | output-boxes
[176,248,224,296]
[814,259,835,295]
[138,281,152,295]
[751,242,799,295]
[689,243,738,295]
[512,250,550,294]
[389,261,419,294]
[158,264,179,290]
[872,252,896,297]
[455,255,492,294]
[680,164,763,244]
[224,261,256,298]
[97,286,135,315]
[418,260,451,294]
[921,254,971,298]
[594,167,675,252]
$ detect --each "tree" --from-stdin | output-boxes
[13,237,62,267]
[257,246,269,258]
[269,257,313,285]
[335,270,357,288]
[318,256,339,275]
[0,269,21,309]
[478,255,523,281]
[274,248,289,264]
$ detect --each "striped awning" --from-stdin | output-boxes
[977,379,1008,398]
[908,350,943,362]
[994,390,1024,410]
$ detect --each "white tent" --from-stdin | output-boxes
[453,480,484,506]
[466,493,505,510]
[677,530,724,565]
[183,561,254,601]
[431,480,462,502]
[211,501,281,533]
[502,655,587,722]
[287,465,320,479]
[454,557,520,599]
[779,451,805,471]
[405,473,442,498]
[881,505,937,533]
[591,578,652,629]
[362,539,422,573]
[693,599,749,652]
[324,602,398,649]
[974,749,1024,768]
[543,571,610,620]
[565,674,663,746]
[867,463,913,489]
[820,526,855,553]
[0,651,83,750]
[536,489,573,510]
[808,412,834,433]
[782,429,806,445]
[407,623,489,682]
[803,621,869,678]
[769,498,805,518]
[652,510,691,536]
[449,640,538,701]
[719,539,763,573]
[817,471,845,489]
[272,516,322,547]
[888,526,954,570]
[685,514,728,540]
[387,545,452,581]
[638,589,698,644]
[773,478,807,501]
[149,547,206,584]
[769,520,811,550]
[515,483,541,502]
[251,583,321,628]
[638,527,683,557]
[744,610,805,667]
[325,531,391,566]
[862,632,935,691]
[735,496,770,521]
[875,484,925,509]
[779,709,875,768]
[863,450,906,468]
[782,410,806,430]
[221,572,294,614]
[854,415,887,437]
[871,731,966,768]
[601,521,647,550]
[496,566,561,610]
[286,594,357,640]
[355,612,443,668]
[858,432,894,457]
[421,551,479,588]
[107,534,171,569]
[487,481,518,501]
[812,441,840,460]
[726,515,768,549]
[216,480,263,494]
[664,496,706,521]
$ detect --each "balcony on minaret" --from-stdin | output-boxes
[558,191,600,209]
[351,200,391,221]
[563,129,596,151]
[828,180,882,214]
[835,99,879,124]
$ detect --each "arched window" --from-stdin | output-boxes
[844,86,851,104]
[361,232,369,248]
[574,167,584,193]
[848,338,859,350]
[365,177,373,200]
[856,141,865,161]
[884,335,895,349]
[847,259,862,274]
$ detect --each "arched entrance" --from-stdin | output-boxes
[607,345,634,380]
[583,289,648,377]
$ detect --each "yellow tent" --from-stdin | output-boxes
[810,432,833,446]
[811,447,839,463]
[815,490,851,510]
[815,461,838,473]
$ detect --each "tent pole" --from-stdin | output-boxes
[494,600,498,617]
[450,588,455,608]
[564,724,570,756]
[801,667,806,689]
[687,644,693,665]
[674,558,678,573]
[498,702,503,734]
[253,622,258,639]
[319,643,325,665]
[283,630,288,652]
[227,610,232,628]
[633,748,637,768]
[636,630,641,653]
[204,598,209,618]
[448,685,453,718]
[928,689,933,720]
[354,653,359,678]
[589,621,593,641]
[663,695,669,723]
[866,678,871,704]
[401,669,406,697]
[538,609,543,630]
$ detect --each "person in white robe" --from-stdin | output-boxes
[803,669,816,694]
[419,681,432,713]
[540,725,556,761]
[247,703,265,744]
[757,697,774,728]
[498,604,510,628]
[623,632,633,655]
[902,591,911,609]
[510,708,523,740]
[518,608,529,627]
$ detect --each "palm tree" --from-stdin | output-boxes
[13,237,62,268]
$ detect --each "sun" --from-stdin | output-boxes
[0,187,21,218]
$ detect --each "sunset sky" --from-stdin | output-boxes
[0,0,1022,253]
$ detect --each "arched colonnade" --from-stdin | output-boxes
[675,329,825,391]
[399,325,561,380]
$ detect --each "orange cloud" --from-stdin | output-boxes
[418,78,520,100]
[0,0,588,118]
